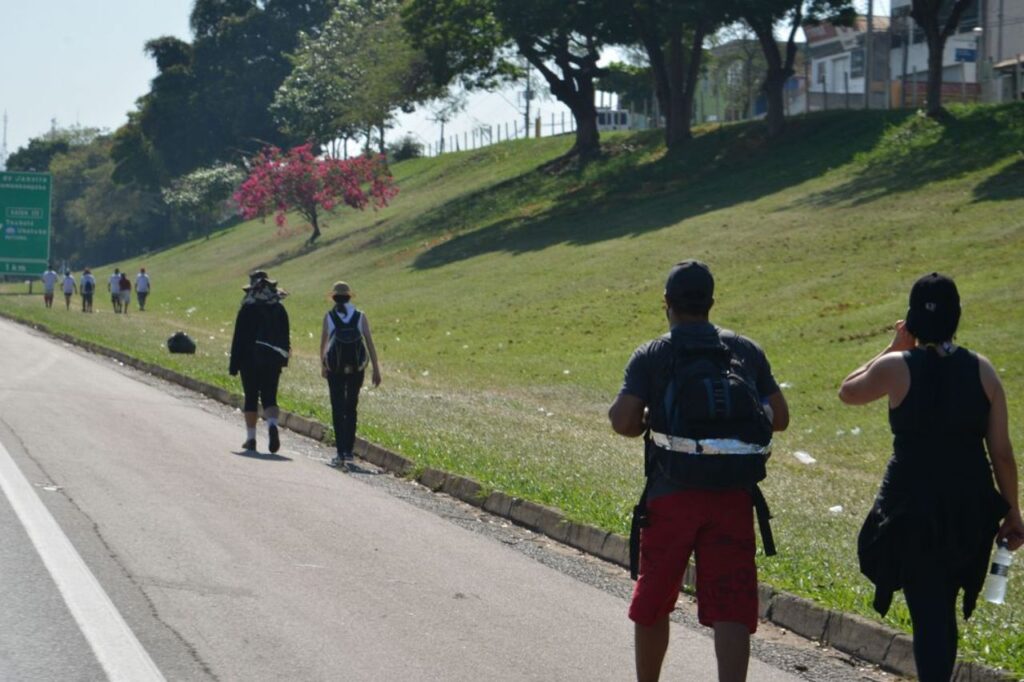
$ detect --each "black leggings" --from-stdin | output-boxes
[240,365,281,412]
[903,565,960,681]
[327,371,364,455]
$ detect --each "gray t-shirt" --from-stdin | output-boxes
[618,321,781,497]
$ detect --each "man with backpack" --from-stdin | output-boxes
[320,281,381,469]
[80,268,96,312]
[608,260,789,682]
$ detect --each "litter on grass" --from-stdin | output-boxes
[792,450,817,465]
[829,505,844,514]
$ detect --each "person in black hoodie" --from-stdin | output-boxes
[839,273,1023,681]
[229,272,290,453]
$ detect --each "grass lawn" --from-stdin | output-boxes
[3,103,1023,674]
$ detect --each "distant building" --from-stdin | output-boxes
[693,38,809,123]
[977,0,1024,102]
[889,0,983,106]
[805,16,892,110]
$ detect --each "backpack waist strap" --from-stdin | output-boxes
[649,431,771,456]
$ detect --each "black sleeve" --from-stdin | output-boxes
[228,306,250,375]
[619,342,653,404]
[279,305,290,367]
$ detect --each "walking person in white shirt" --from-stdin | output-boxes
[135,267,151,311]
[41,266,59,308]
[320,281,381,469]
[108,268,122,313]
[60,271,77,311]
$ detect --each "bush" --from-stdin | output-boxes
[388,135,424,162]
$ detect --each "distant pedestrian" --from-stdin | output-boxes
[108,268,122,313]
[320,281,381,469]
[135,267,151,311]
[60,271,77,311]
[839,273,1023,682]
[119,272,132,314]
[41,266,58,308]
[80,268,96,312]
[229,272,290,453]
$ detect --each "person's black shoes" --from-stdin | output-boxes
[268,425,280,454]
[242,438,256,452]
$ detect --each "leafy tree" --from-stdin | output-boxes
[274,1,440,156]
[113,0,336,185]
[6,138,71,173]
[162,163,246,238]
[234,144,397,244]
[628,1,724,149]
[47,135,175,264]
[404,0,632,160]
[6,125,103,173]
[387,134,425,161]
[735,0,853,136]
[908,0,978,117]
[426,92,467,154]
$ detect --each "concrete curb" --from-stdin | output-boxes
[4,311,1019,682]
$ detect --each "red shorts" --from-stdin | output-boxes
[628,489,758,633]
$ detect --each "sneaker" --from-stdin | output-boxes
[268,425,280,453]
[343,451,355,463]
[241,438,256,452]
[328,455,341,468]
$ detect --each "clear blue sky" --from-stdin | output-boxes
[1,1,193,157]
[1,0,887,161]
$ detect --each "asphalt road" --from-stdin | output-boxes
[0,316,900,681]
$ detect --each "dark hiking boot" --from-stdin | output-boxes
[268,425,280,454]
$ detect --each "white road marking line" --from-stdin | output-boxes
[0,440,165,682]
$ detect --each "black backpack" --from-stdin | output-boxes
[647,332,773,489]
[324,309,368,374]
[167,331,196,354]
[82,279,94,295]
[629,331,776,579]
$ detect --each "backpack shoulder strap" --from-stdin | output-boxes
[327,309,343,335]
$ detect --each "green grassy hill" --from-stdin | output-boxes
[4,103,1023,673]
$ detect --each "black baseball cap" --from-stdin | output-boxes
[905,272,960,343]
[665,260,714,305]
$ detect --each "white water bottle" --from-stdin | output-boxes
[983,540,1013,605]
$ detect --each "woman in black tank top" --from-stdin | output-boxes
[838,273,1023,681]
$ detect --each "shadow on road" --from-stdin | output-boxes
[232,450,292,462]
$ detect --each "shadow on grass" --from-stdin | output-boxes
[411,111,903,270]
[796,102,1024,208]
[973,156,1024,202]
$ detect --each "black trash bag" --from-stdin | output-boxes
[167,331,197,354]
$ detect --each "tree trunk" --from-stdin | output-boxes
[570,103,601,159]
[763,70,788,137]
[518,37,603,162]
[308,210,321,244]
[665,24,690,148]
[925,30,947,116]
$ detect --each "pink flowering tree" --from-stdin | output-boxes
[234,144,398,244]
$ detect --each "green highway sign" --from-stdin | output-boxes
[0,171,52,277]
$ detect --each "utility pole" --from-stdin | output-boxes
[865,0,874,109]
[997,0,1004,62]
[901,8,911,107]
[523,63,533,139]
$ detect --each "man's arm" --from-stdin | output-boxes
[766,390,789,432]
[608,393,646,437]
